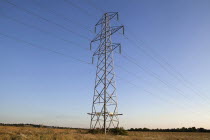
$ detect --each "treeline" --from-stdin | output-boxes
[0,123,80,130]
[1,123,209,133]
[128,127,210,132]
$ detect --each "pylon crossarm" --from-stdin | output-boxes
[91,26,124,42]
[93,43,121,56]
[95,12,118,27]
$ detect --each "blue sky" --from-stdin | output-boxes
[0,0,210,129]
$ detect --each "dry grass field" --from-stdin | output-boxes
[0,126,210,140]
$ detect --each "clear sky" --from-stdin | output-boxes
[0,0,210,129]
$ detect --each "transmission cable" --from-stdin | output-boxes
[1,0,91,41]
[63,0,97,20]
[120,52,210,108]
[0,13,88,51]
[0,32,91,64]
[32,0,94,33]
[124,34,210,103]
[116,75,210,119]
[115,63,210,115]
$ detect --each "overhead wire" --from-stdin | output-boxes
[0,32,91,64]
[85,0,105,14]
[123,34,210,103]
[115,63,210,115]
[32,0,94,33]
[120,52,210,109]
[62,0,97,20]
[0,12,88,51]
[116,75,210,119]
[115,64,179,96]
[1,0,91,41]
[139,39,210,101]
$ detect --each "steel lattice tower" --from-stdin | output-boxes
[88,12,124,134]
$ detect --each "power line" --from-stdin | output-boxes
[32,0,94,33]
[115,64,178,97]
[116,75,210,119]
[121,53,188,98]
[115,64,210,116]
[140,40,210,101]
[124,34,210,104]
[0,32,90,64]
[85,0,105,14]
[120,53,210,108]
[115,10,210,103]
[1,0,91,41]
[0,12,88,51]
[63,0,96,19]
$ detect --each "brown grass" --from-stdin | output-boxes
[0,126,210,140]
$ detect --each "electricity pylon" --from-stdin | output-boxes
[88,12,124,134]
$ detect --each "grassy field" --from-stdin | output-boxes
[0,126,210,140]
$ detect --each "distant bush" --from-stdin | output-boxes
[88,128,104,134]
[0,123,74,129]
[88,127,127,135]
[109,127,128,135]
[128,127,210,133]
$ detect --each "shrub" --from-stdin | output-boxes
[109,127,128,135]
[88,128,104,134]
[88,127,127,135]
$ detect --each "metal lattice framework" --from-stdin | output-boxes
[88,12,124,134]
